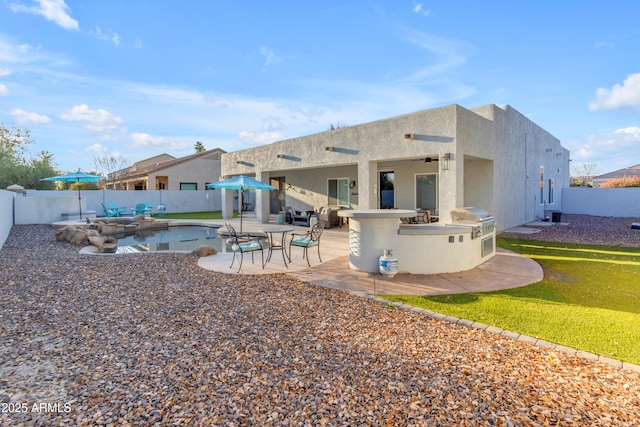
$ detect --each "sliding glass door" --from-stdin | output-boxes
[415,173,438,211]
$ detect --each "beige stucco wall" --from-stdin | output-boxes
[148,155,222,191]
[220,103,570,230]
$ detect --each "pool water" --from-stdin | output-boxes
[115,225,224,253]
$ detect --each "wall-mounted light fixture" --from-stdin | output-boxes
[349,180,356,189]
[325,146,335,151]
[441,153,454,170]
[404,133,415,140]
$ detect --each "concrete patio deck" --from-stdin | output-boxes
[198,215,543,296]
[59,214,543,295]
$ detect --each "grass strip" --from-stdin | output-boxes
[385,238,640,364]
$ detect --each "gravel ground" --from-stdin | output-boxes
[499,214,640,247]
[1,221,639,426]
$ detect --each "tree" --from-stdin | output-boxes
[571,163,599,187]
[93,153,130,177]
[0,123,57,189]
[329,123,349,130]
[194,141,206,153]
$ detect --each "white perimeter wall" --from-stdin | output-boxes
[562,187,640,217]
[14,189,223,225]
[0,190,13,249]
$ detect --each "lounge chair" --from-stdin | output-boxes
[225,223,265,273]
[101,203,120,217]
[109,202,128,216]
[288,220,326,266]
[132,203,148,216]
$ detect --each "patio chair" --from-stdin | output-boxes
[132,203,148,216]
[109,202,128,216]
[225,223,265,273]
[288,220,326,267]
[100,203,120,217]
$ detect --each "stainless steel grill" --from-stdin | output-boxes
[450,207,496,239]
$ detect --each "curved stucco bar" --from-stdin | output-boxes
[338,209,417,273]
[339,209,496,275]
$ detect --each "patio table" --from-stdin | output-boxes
[260,225,294,268]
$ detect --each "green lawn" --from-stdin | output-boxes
[152,211,239,220]
[385,237,640,364]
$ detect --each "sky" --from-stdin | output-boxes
[0,1,639,177]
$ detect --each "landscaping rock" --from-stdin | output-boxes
[191,245,217,257]
[0,222,638,426]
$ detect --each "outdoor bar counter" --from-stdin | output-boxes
[338,209,496,275]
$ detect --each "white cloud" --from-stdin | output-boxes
[60,104,124,133]
[10,0,79,30]
[412,2,431,16]
[0,68,10,77]
[260,46,281,68]
[10,108,51,125]
[0,84,8,96]
[239,130,283,145]
[565,126,640,173]
[90,26,121,47]
[594,41,615,49]
[589,73,640,111]
[239,117,285,145]
[86,143,109,154]
[130,132,188,151]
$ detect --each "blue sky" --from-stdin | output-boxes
[0,1,639,176]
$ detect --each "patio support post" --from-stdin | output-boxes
[256,171,271,224]
[358,161,374,210]
[221,188,234,220]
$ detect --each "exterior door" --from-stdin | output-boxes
[379,171,395,209]
[270,177,285,214]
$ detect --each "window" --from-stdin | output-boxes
[415,173,438,210]
[548,178,555,204]
[180,182,197,190]
[539,166,544,204]
[328,178,349,206]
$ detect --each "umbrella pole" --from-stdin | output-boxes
[240,190,243,233]
[77,178,83,220]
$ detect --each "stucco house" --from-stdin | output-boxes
[219,104,570,232]
[106,148,225,191]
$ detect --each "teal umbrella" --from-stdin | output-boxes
[41,171,106,220]
[206,175,276,232]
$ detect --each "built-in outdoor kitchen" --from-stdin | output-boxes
[338,207,496,276]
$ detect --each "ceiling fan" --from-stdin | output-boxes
[411,157,439,162]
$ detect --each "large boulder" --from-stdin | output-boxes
[88,236,107,251]
[102,237,118,253]
[55,225,76,241]
[67,228,90,245]
[192,245,217,257]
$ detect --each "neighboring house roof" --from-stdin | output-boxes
[109,149,226,181]
[594,164,640,180]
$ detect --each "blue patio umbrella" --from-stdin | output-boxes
[41,171,106,220]
[206,175,276,232]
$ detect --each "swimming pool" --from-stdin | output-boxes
[115,225,224,253]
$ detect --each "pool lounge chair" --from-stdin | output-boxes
[101,203,120,217]
[132,203,149,216]
[109,202,128,216]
